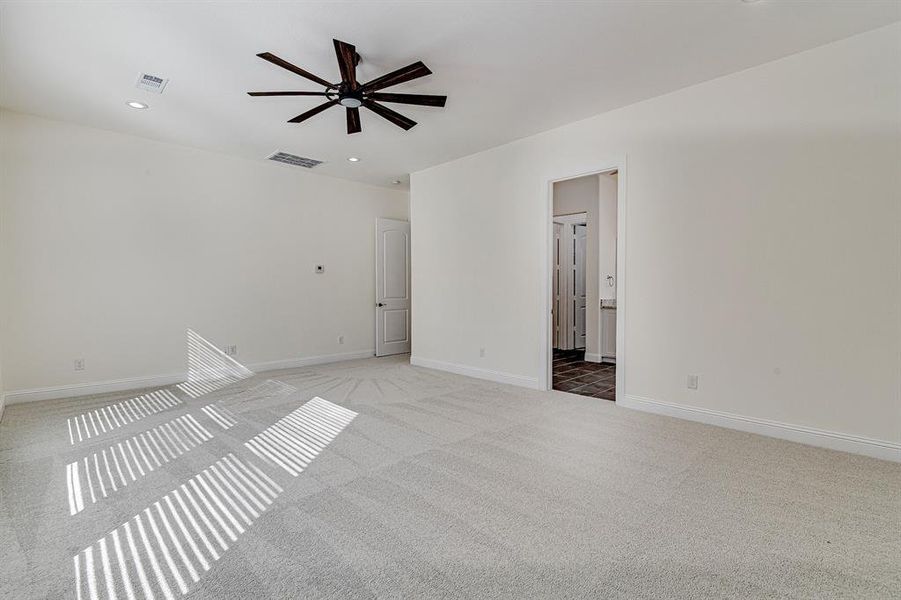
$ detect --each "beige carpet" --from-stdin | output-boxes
[1,355,899,599]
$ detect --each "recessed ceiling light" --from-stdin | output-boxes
[347,157,360,162]
[391,180,402,185]
[127,101,149,109]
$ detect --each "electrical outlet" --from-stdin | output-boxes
[479,347,486,358]
[687,374,699,390]
[338,335,344,345]
[226,345,238,357]
[74,359,85,371]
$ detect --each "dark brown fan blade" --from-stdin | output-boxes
[288,99,339,123]
[346,107,361,134]
[362,100,416,130]
[256,52,333,88]
[366,92,446,107]
[333,39,358,88]
[247,91,331,97]
[361,61,432,92]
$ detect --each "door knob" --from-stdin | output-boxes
[377,302,385,307]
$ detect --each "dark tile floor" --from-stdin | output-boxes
[552,349,616,400]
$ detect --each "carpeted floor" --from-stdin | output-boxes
[1,355,899,599]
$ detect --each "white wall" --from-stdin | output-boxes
[0,110,409,398]
[553,175,599,356]
[411,25,901,456]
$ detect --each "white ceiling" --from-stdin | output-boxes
[1,1,898,188]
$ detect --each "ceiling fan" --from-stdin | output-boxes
[248,39,447,134]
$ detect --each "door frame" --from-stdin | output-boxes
[552,212,587,351]
[540,157,627,401]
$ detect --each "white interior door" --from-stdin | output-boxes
[376,218,411,356]
[573,224,587,349]
[552,213,586,350]
[553,223,562,349]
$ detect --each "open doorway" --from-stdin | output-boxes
[549,171,618,400]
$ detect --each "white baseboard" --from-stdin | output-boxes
[247,350,374,373]
[619,394,901,463]
[410,356,542,390]
[2,349,375,406]
[4,372,187,406]
[584,352,615,364]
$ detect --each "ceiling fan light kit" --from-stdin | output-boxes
[249,39,447,135]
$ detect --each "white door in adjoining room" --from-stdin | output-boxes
[552,213,586,351]
[553,222,563,349]
[573,223,587,349]
[376,218,411,356]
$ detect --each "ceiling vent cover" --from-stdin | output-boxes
[136,73,169,94]
[267,151,323,168]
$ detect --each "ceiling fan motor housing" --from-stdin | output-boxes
[249,39,446,134]
[339,93,363,108]
[337,81,364,108]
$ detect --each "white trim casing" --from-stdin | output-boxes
[410,356,542,390]
[619,394,901,463]
[2,349,375,406]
